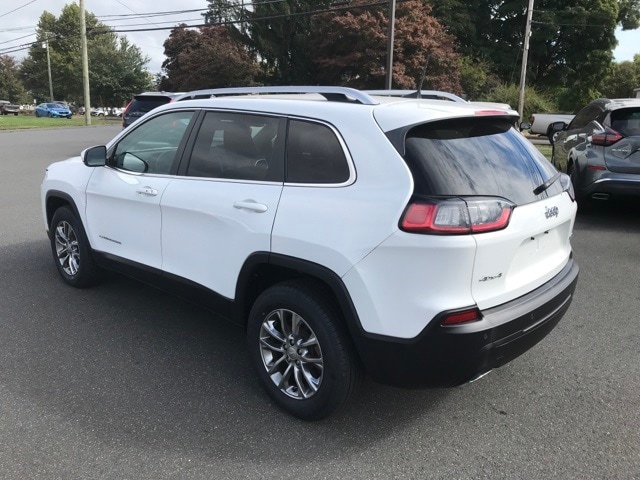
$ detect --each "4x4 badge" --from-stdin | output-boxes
[479,273,503,282]
[545,206,559,219]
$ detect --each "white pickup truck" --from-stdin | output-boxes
[528,113,575,140]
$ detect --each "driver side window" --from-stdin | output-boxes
[113,111,195,174]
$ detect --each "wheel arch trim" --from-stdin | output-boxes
[234,252,365,337]
[44,190,83,237]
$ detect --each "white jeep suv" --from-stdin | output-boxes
[41,87,579,420]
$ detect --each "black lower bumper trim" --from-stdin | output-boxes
[352,259,579,388]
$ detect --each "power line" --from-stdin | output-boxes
[0,0,37,19]
[0,0,407,55]
[112,0,407,33]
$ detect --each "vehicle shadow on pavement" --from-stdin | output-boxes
[0,240,454,462]
[574,197,640,233]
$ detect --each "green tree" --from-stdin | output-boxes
[160,25,259,91]
[429,0,640,109]
[0,55,29,103]
[20,4,151,106]
[601,55,640,98]
[309,0,461,91]
[204,0,336,84]
[458,56,501,100]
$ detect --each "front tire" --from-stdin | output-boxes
[49,206,101,288]
[247,280,360,420]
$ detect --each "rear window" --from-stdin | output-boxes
[610,108,640,136]
[127,97,171,114]
[401,118,562,205]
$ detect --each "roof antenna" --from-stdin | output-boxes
[416,55,430,99]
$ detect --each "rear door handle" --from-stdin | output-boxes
[233,200,268,213]
[136,187,158,196]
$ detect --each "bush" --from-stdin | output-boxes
[479,83,558,121]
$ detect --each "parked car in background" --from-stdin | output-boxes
[90,107,107,116]
[55,101,78,115]
[551,98,640,207]
[41,86,579,420]
[0,100,20,115]
[528,113,575,141]
[122,92,182,128]
[34,102,72,118]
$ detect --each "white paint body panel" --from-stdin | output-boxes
[470,192,577,309]
[160,178,282,299]
[342,232,477,338]
[85,168,173,269]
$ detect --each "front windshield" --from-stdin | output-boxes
[46,103,59,108]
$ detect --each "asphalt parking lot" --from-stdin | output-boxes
[0,126,638,479]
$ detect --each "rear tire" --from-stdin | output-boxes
[247,280,361,420]
[49,207,101,288]
[567,163,592,213]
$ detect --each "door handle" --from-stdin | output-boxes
[233,200,268,213]
[136,187,158,196]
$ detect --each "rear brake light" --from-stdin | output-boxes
[441,308,482,326]
[591,127,623,146]
[587,165,607,171]
[400,198,514,235]
[475,109,508,116]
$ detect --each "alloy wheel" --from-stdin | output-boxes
[54,220,80,276]
[258,308,324,400]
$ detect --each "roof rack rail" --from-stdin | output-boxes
[363,89,467,103]
[175,86,379,105]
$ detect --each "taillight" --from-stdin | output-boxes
[441,307,482,326]
[400,198,514,235]
[591,127,623,146]
[122,100,132,126]
[559,173,575,201]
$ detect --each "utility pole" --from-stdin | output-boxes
[80,0,91,125]
[44,35,54,101]
[518,0,535,121]
[385,0,396,89]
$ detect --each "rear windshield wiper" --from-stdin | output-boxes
[533,172,561,196]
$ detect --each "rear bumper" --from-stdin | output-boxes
[352,258,579,388]
[582,175,640,199]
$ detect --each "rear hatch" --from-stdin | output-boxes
[603,107,640,174]
[400,117,576,309]
[123,95,172,124]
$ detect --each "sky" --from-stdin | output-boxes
[1,1,640,75]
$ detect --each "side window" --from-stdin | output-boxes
[286,120,350,184]
[113,111,194,174]
[186,111,282,182]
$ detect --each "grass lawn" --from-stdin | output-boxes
[536,144,553,162]
[0,114,120,130]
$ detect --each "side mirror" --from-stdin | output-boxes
[549,121,567,133]
[81,145,107,167]
[519,121,531,131]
